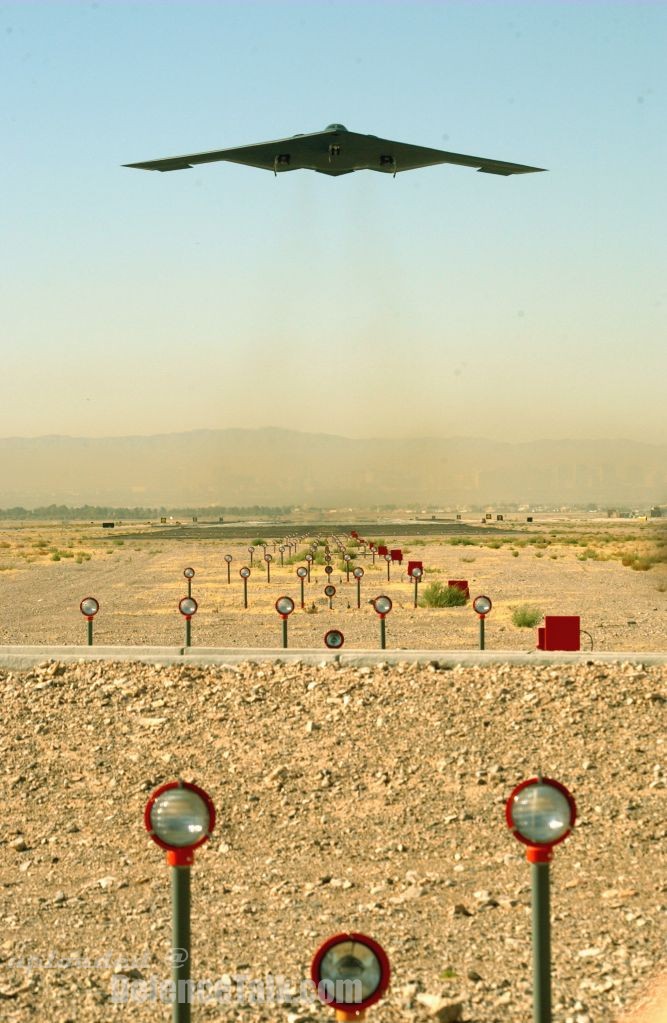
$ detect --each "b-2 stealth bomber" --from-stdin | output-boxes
[124,123,544,178]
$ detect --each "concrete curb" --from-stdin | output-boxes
[0,646,665,669]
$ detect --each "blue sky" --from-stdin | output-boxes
[2,0,665,441]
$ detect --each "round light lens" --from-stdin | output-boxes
[149,787,211,849]
[80,597,99,617]
[240,567,250,578]
[411,567,422,579]
[374,596,392,615]
[265,553,273,562]
[473,595,492,615]
[509,782,574,846]
[384,554,392,562]
[183,567,195,579]
[325,565,333,575]
[179,597,198,616]
[276,596,294,616]
[248,546,254,552]
[297,567,308,578]
[325,584,336,597]
[306,555,313,562]
[279,546,285,552]
[319,940,382,1003]
[353,567,364,579]
[224,555,233,563]
[324,629,345,649]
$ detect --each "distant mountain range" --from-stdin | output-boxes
[0,429,664,508]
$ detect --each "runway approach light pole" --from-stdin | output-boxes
[275,596,295,648]
[384,553,392,582]
[353,565,364,609]
[248,545,255,566]
[410,565,423,608]
[144,780,216,1023]
[296,566,308,608]
[79,596,99,646]
[324,629,345,650]
[373,595,392,650]
[506,777,577,1023]
[224,554,232,584]
[325,584,336,609]
[311,932,391,1022]
[183,567,195,598]
[264,552,273,583]
[239,566,250,609]
[305,553,313,581]
[178,596,198,647]
[472,594,492,650]
[279,545,285,567]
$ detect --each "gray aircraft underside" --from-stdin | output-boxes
[124,123,545,178]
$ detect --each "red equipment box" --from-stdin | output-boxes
[377,545,389,557]
[390,548,403,563]
[448,579,470,600]
[537,616,581,651]
[407,560,423,578]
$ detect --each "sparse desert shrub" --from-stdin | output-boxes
[448,537,475,546]
[50,552,61,561]
[420,582,468,608]
[252,538,267,547]
[112,539,124,546]
[461,555,476,563]
[0,541,10,549]
[32,539,48,548]
[305,603,318,614]
[511,550,520,558]
[535,551,544,558]
[511,605,543,628]
[486,540,502,549]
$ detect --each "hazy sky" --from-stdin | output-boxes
[2,0,665,442]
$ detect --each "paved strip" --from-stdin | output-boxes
[0,645,664,669]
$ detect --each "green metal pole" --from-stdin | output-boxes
[87,619,93,646]
[479,616,485,650]
[185,617,191,648]
[187,579,191,599]
[282,618,288,649]
[171,865,191,1023]
[380,616,386,650]
[328,596,333,610]
[243,579,248,609]
[531,861,552,1023]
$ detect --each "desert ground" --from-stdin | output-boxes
[0,516,664,651]
[0,657,665,1022]
[0,517,665,1022]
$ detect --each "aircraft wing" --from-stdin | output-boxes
[124,127,544,176]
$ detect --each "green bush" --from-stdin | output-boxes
[252,537,267,547]
[420,582,468,608]
[511,604,543,628]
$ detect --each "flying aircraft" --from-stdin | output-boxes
[124,123,545,178]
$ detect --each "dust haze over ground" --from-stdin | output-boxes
[0,430,664,507]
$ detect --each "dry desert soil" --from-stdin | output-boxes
[0,518,665,1022]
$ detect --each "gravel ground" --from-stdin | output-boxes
[0,529,665,652]
[1,658,665,1022]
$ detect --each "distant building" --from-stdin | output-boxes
[650,506,663,518]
